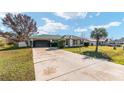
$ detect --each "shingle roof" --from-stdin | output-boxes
[119,38,124,42]
[87,38,107,42]
[112,38,124,43]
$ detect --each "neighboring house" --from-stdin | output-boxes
[26,34,83,47]
[108,38,124,46]
[84,38,109,46]
[0,36,8,45]
[0,35,14,44]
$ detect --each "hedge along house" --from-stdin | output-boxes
[28,34,82,48]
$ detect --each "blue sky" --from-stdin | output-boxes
[0,12,124,39]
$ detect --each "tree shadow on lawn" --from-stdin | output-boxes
[0,46,30,51]
[81,51,112,61]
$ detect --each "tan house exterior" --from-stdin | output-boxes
[62,35,82,47]
[28,34,82,48]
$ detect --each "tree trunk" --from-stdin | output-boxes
[95,38,99,53]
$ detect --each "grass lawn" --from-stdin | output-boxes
[64,46,124,65]
[0,47,35,81]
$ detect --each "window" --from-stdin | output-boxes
[91,43,93,46]
[66,39,69,45]
[73,40,77,45]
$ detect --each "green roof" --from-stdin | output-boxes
[62,35,81,39]
[30,34,81,40]
[30,34,61,40]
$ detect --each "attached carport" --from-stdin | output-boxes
[33,40,50,47]
[30,34,62,48]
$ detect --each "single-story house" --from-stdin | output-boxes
[24,34,83,47]
[84,38,109,46]
[108,38,124,46]
[0,35,11,45]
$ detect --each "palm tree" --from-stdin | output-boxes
[91,28,108,53]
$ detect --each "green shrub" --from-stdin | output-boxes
[51,40,58,47]
[0,43,4,47]
[84,42,89,47]
[7,42,14,45]
[51,42,58,47]
[58,39,65,49]
[113,46,116,50]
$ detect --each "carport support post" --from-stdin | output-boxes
[50,40,52,47]
[31,39,33,48]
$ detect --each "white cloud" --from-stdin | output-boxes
[37,30,48,34]
[96,12,100,16]
[42,18,52,23]
[89,15,93,18]
[0,26,6,31]
[88,12,100,19]
[54,12,88,20]
[0,16,6,31]
[0,13,6,18]
[89,21,121,30]
[106,21,121,27]
[0,12,22,19]
[75,21,122,33]
[0,12,22,32]
[0,23,11,32]
[122,18,124,22]
[38,18,68,34]
[74,27,87,32]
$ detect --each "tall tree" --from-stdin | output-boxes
[91,28,108,52]
[0,13,37,45]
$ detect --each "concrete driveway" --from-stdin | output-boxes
[32,48,124,81]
